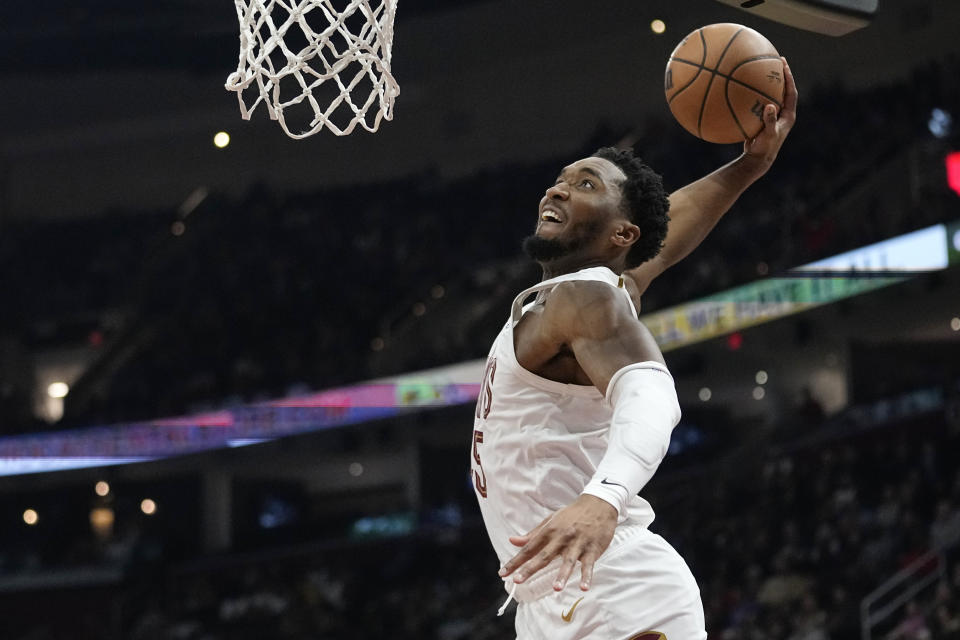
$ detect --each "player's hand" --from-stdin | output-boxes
[742,56,798,170]
[498,494,617,592]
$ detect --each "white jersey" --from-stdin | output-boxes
[471,266,657,603]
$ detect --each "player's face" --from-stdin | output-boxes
[523,157,629,265]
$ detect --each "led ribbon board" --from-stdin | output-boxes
[0,362,483,476]
[642,220,959,352]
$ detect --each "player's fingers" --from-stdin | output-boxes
[508,533,530,547]
[512,539,565,583]
[764,104,778,126]
[578,548,601,591]
[499,533,546,576]
[500,518,558,577]
[552,544,585,591]
[781,57,799,119]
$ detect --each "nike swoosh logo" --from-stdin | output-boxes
[600,478,627,490]
[561,596,585,623]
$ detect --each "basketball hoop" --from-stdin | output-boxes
[225,0,400,139]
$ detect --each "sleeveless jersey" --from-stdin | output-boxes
[471,266,657,602]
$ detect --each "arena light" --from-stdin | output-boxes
[141,499,157,515]
[698,387,712,402]
[951,317,960,332]
[23,509,38,525]
[47,382,69,398]
[928,108,953,139]
[95,481,110,497]
[89,507,115,539]
[213,131,231,148]
[650,19,666,34]
[755,370,768,385]
[726,332,743,351]
[947,153,960,197]
[752,386,766,400]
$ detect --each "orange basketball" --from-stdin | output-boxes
[665,23,785,144]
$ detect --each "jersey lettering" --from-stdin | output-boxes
[475,357,497,420]
[472,429,488,498]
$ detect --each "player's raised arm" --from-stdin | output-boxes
[499,280,680,592]
[624,57,798,302]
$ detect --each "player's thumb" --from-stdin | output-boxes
[509,514,551,545]
[765,103,778,123]
[508,533,530,546]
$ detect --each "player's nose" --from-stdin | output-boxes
[544,182,569,200]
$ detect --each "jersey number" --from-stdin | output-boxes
[472,429,487,498]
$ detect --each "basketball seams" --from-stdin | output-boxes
[727,53,783,68]
[723,83,751,141]
[666,30,708,105]
[671,55,783,108]
[668,57,712,68]
[696,27,744,139]
[725,55,785,107]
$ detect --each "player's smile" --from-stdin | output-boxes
[536,205,566,236]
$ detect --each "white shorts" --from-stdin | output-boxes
[513,527,706,640]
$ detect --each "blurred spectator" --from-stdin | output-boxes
[888,600,931,640]
[931,500,960,551]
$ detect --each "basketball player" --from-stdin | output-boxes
[471,60,797,639]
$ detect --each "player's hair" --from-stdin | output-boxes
[592,146,670,268]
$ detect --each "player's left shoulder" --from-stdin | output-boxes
[545,278,631,314]
[543,278,638,339]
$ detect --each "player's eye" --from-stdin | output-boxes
[580,179,595,189]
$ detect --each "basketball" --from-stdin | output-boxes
[665,23,785,144]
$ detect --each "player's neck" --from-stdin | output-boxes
[539,257,622,281]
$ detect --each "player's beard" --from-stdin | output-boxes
[522,219,603,263]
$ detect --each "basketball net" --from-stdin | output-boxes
[225,0,399,138]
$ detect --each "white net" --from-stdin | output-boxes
[225,0,399,139]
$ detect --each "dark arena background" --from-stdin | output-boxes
[2,1,960,638]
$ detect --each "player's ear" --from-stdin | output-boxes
[612,223,641,248]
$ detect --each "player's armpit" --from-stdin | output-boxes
[541,280,665,395]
